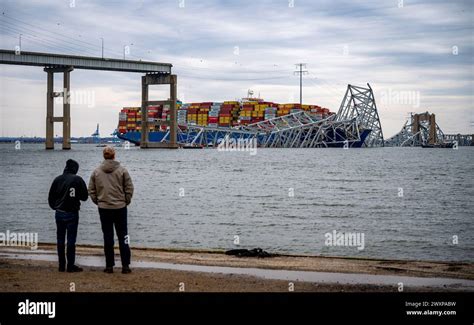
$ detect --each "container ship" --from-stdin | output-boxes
[117,97,339,145]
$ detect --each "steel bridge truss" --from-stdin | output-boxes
[242,113,362,148]
[385,114,446,147]
[336,84,384,147]
[157,83,384,149]
[172,111,362,148]
[444,134,473,146]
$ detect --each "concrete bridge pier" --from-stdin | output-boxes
[44,66,74,150]
[140,73,178,149]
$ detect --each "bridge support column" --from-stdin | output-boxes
[412,113,420,145]
[140,76,148,145]
[44,66,74,150]
[63,68,72,150]
[140,73,178,149]
[429,113,436,145]
[169,74,177,147]
[45,70,54,149]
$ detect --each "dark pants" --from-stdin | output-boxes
[98,207,131,267]
[55,210,79,269]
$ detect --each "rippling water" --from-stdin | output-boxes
[0,143,472,262]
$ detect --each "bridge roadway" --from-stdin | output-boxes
[0,49,176,149]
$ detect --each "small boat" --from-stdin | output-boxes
[182,144,204,149]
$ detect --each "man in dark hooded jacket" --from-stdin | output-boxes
[48,159,88,272]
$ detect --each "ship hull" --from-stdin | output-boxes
[117,128,372,148]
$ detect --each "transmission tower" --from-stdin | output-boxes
[294,63,308,105]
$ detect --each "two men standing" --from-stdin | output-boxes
[48,146,134,274]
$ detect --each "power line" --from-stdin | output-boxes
[0,26,90,55]
[0,12,318,86]
[1,12,132,58]
[305,74,345,98]
[178,73,289,81]
[174,64,293,75]
[1,13,102,52]
[1,23,102,55]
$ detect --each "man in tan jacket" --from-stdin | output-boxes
[89,146,134,274]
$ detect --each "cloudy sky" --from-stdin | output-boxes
[0,0,473,137]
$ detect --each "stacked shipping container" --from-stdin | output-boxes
[117,99,333,134]
[219,101,240,127]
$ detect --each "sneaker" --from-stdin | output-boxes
[122,266,132,274]
[59,266,65,272]
[66,265,83,273]
[104,267,113,274]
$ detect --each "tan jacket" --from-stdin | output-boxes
[88,160,134,209]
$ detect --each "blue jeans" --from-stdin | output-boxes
[55,210,79,269]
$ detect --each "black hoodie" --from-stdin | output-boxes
[48,159,88,212]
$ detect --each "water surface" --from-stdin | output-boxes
[0,143,472,262]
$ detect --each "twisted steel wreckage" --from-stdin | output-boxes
[384,112,472,147]
[177,84,385,148]
[177,84,470,148]
[121,82,468,149]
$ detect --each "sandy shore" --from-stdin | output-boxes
[0,243,472,292]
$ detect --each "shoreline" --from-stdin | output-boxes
[54,242,474,264]
[0,243,473,292]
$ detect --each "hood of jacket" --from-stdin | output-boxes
[100,159,121,173]
[63,159,79,175]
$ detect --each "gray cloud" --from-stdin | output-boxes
[0,0,472,137]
